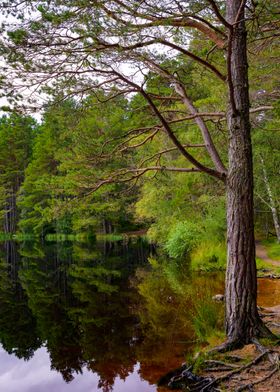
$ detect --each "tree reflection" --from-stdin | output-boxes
[68,240,148,391]
[19,241,85,382]
[134,257,224,385]
[0,241,41,360]
[17,239,151,390]
[0,239,224,391]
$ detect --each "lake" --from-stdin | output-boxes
[0,239,278,392]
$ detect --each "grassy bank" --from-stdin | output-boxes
[0,231,147,243]
[261,239,280,259]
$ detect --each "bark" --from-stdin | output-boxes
[4,188,17,234]
[103,219,113,235]
[225,0,272,343]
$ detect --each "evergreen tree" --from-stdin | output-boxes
[0,114,35,233]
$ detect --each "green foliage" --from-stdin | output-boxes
[192,295,224,342]
[165,221,201,259]
[18,107,68,235]
[191,241,226,271]
[262,240,280,260]
[7,29,28,45]
[0,113,36,232]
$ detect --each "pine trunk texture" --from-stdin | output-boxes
[225,0,272,344]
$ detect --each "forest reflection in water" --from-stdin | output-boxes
[0,239,276,392]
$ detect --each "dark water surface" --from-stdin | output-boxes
[0,240,278,392]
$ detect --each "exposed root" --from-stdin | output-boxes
[259,312,277,318]
[208,340,244,354]
[267,321,280,328]
[253,338,280,366]
[198,350,270,392]
[235,367,279,392]
[224,354,243,362]
[204,360,240,369]
[204,366,238,372]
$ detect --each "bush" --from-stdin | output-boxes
[165,221,201,259]
[191,241,226,271]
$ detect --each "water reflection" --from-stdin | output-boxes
[0,239,171,391]
[0,240,277,392]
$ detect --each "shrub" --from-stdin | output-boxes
[191,241,226,271]
[165,221,201,259]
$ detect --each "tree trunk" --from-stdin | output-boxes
[225,0,272,344]
[4,188,17,234]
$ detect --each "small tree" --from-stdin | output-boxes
[1,0,278,346]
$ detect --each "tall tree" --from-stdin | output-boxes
[18,101,78,235]
[0,114,35,233]
[1,0,278,346]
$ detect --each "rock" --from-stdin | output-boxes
[212,294,224,302]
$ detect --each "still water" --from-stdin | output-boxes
[0,239,278,392]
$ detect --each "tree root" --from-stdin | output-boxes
[253,338,280,366]
[204,360,240,369]
[204,366,238,372]
[235,367,279,392]
[266,321,280,328]
[259,312,277,318]
[208,340,244,354]
[197,350,270,392]
[224,354,243,362]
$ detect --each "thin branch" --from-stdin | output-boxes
[109,68,226,181]
[139,144,206,167]
[86,166,201,194]
[173,82,227,174]
[235,0,247,24]
[206,0,231,28]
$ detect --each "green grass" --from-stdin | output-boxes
[262,240,280,260]
[192,295,224,343]
[96,232,148,242]
[0,232,35,241]
[45,233,96,242]
[256,257,273,270]
[95,233,124,242]
[0,233,13,241]
[190,241,226,271]
[1,231,147,243]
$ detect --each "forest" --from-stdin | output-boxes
[0,0,279,391]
